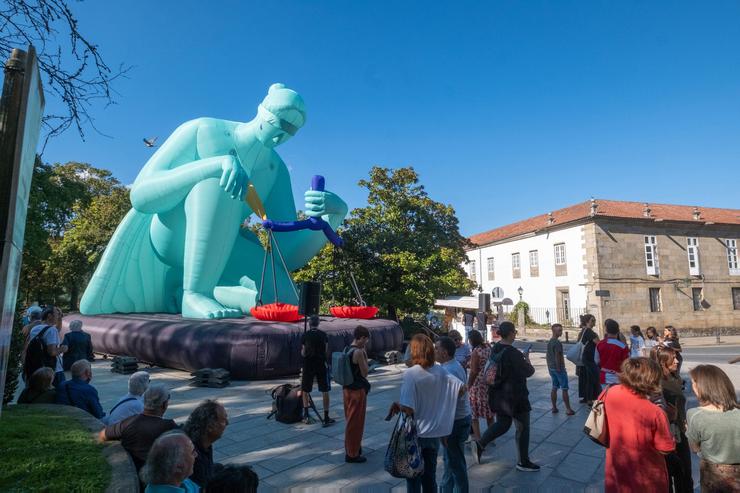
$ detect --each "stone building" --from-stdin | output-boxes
[466,199,740,334]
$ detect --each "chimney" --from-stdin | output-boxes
[643,203,652,218]
[590,198,598,217]
[547,212,554,225]
[693,207,701,221]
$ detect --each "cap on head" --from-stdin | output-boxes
[260,83,306,130]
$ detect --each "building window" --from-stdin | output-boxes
[687,237,700,276]
[529,250,539,268]
[487,257,495,281]
[692,287,703,311]
[725,239,739,275]
[554,243,566,265]
[733,288,740,310]
[644,236,659,276]
[528,250,539,277]
[512,253,520,278]
[469,260,476,282]
[649,287,662,312]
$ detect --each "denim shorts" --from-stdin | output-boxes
[548,369,569,390]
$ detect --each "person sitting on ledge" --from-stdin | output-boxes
[140,430,199,493]
[103,370,150,425]
[99,383,177,470]
[17,366,56,404]
[183,399,229,488]
[61,320,95,371]
[205,464,259,493]
[55,359,105,419]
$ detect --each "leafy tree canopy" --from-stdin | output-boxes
[295,166,473,320]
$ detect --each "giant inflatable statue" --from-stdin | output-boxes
[80,83,348,319]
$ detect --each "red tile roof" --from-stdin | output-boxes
[469,199,740,247]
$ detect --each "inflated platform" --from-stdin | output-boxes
[63,314,403,379]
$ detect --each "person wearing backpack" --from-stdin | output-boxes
[473,321,540,472]
[342,325,371,463]
[24,306,68,387]
[300,315,335,425]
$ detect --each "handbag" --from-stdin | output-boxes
[583,387,610,447]
[566,330,586,366]
[384,413,424,479]
[482,348,497,386]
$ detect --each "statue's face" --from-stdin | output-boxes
[256,113,296,148]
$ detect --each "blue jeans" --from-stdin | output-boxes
[52,371,65,389]
[406,437,439,493]
[441,415,471,493]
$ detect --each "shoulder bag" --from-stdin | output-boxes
[583,387,610,447]
[384,413,424,479]
[566,330,586,366]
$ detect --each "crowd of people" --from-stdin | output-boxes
[14,303,740,493]
[569,314,740,493]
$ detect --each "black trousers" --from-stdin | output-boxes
[479,411,531,464]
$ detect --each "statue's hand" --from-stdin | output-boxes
[304,190,348,217]
[219,156,248,200]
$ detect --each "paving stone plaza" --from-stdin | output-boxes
[83,343,734,493]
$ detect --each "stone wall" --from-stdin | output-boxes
[586,218,740,333]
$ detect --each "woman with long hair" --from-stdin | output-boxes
[466,329,494,441]
[644,326,660,352]
[389,334,464,493]
[576,314,600,405]
[629,325,646,358]
[602,358,674,493]
[650,346,693,492]
[662,326,683,373]
[686,365,740,493]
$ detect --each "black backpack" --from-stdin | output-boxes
[24,325,56,379]
[267,384,303,424]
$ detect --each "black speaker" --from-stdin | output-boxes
[478,293,491,313]
[298,281,321,316]
[476,312,487,332]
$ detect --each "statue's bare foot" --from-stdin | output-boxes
[182,291,242,319]
[214,286,257,314]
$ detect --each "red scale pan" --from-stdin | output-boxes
[330,305,379,319]
[250,302,302,323]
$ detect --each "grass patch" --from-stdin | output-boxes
[0,405,111,492]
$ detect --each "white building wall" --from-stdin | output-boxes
[465,225,589,323]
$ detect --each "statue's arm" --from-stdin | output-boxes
[130,120,245,214]
[263,157,348,269]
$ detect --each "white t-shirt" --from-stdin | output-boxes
[400,363,463,438]
[28,324,63,373]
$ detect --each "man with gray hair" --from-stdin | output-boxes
[140,430,199,492]
[102,371,151,425]
[99,383,177,470]
[55,359,105,419]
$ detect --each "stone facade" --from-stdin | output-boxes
[584,218,740,334]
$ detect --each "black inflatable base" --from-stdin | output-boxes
[64,314,403,380]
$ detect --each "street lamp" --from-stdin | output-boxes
[517,286,523,301]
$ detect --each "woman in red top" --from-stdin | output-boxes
[602,357,675,493]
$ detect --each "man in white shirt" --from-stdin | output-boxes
[26,306,67,387]
[436,336,472,493]
[103,371,150,425]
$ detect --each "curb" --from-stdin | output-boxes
[33,404,139,493]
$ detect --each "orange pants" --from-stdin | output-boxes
[343,387,367,458]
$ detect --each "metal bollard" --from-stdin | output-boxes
[716,328,721,344]
[566,331,569,343]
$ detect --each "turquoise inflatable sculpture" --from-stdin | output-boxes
[80,83,348,319]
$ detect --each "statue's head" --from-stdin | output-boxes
[256,83,306,148]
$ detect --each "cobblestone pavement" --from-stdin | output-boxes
[68,345,740,492]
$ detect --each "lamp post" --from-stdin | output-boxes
[517,286,523,301]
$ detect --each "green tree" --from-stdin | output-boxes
[18,160,125,307]
[296,166,474,320]
[47,187,130,309]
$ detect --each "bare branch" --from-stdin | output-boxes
[0,0,130,148]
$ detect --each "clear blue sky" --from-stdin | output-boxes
[42,1,740,236]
